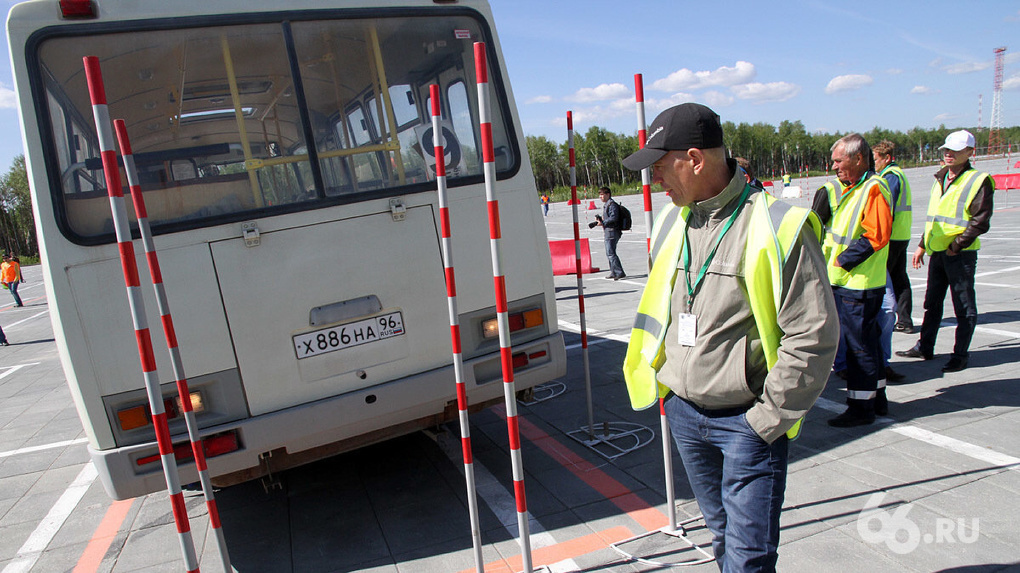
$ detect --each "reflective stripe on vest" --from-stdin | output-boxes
[923,169,992,254]
[622,190,821,440]
[821,175,890,290]
[880,164,912,241]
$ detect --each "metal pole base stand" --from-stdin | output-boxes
[566,421,654,461]
[518,381,567,406]
[610,515,715,568]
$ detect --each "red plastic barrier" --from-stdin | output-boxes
[549,238,601,275]
[762,180,774,187]
[992,173,1020,190]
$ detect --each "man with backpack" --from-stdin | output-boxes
[595,186,626,280]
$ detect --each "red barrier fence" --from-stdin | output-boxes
[549,238,600,275]
[993,173,1020,190]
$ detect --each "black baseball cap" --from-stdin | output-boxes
[622,103,724,171]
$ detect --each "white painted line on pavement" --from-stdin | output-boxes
[559,320,630,345]
[0,363,40,381]
[3,463,98,573]
[3,310,49,329]
[0,438,88,459]
[814,397,1020,472]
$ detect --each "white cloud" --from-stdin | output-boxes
[825,74,873,94]
[934,113,959,122]
[566,83,630,103]
[650,61,756,92]
[886,68,904,75]
[911,85,932,95]
[1003,74,1020,91]
[945,61,991,74]
[0,86,17,109]
[526,95,553,105]
[700,91,736,108]
[929,58,943,68]
[731,82,801,103]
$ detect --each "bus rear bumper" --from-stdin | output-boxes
[90,331,566,500]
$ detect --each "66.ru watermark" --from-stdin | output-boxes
[856,492,979,554]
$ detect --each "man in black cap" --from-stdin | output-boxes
[621,103,838,571]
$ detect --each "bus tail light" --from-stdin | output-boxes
[59,0,97,18]
[481,308,544,339]
[135,431,240,467]
[116,391,204,432]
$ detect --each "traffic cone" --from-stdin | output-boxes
[588,200,597,210]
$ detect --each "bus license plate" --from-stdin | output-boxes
[293,311,404,359]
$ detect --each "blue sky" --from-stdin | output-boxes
[1,0,1018,171]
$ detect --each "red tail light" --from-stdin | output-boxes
[59,0,97,18]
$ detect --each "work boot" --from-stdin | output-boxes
[874,389,888,417]
[942,355,969,373]
[828,399,876,428]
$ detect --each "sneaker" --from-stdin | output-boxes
[1,341,9,346]
[894,324,914,334]
[942,356,968,373]
[895,346,933,360]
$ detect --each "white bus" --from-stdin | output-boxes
[7,0,565,499]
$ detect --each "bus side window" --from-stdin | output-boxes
[447,80,480,175]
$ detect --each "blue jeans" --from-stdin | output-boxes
[665,396,788,572]
[604,234,624,277]
[7,280,22,307]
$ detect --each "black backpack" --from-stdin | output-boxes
[618,203,632,231]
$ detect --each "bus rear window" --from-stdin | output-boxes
[32,12,516,241]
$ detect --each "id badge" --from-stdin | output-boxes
[677,313,697,346]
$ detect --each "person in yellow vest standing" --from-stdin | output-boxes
[874,141,914,335]
[811,134,892,427]
[621,103,838,572]
[896,130,993,373]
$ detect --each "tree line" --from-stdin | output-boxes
[0,155,35,259]
[528,121,1020,198]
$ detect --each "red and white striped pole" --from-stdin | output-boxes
[567,112,595,439]
[431,84,484,573]
[634,74,654,256]
[634,72,678,534]
[113,119,231,572]
[83,56,200,573]
[475,42,534,573]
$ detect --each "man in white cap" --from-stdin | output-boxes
[896,130,994,372]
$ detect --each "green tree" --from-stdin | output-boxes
[0,155,37,257]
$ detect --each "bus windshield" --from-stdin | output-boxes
[31,11,515,241]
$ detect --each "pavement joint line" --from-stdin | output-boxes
[814,397,1020,472]
[2,463,98,573]
[0,437,88,459]
[558,321,629,344]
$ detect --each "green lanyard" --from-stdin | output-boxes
[682,183,752,313]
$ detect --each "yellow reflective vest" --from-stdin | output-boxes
[880,164,912,242]
[821,175,890,290]
[622,190,822,440]
[923,169,993,255]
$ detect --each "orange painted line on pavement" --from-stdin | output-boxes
[494,405,669,533]
[457,525,634,573]
[73,498,134,573]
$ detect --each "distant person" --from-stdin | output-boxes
[0,322,8,346]
[622,103,838,572]
[540,193,550,216]
[812,134,892,427]
[873,141,914,334]
[782,172,791,187]
[896,130,993,373]
[735,157,767,194]
[1,254,24,307]
[594,187,625,280]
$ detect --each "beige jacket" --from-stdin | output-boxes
[657,165,839,443]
